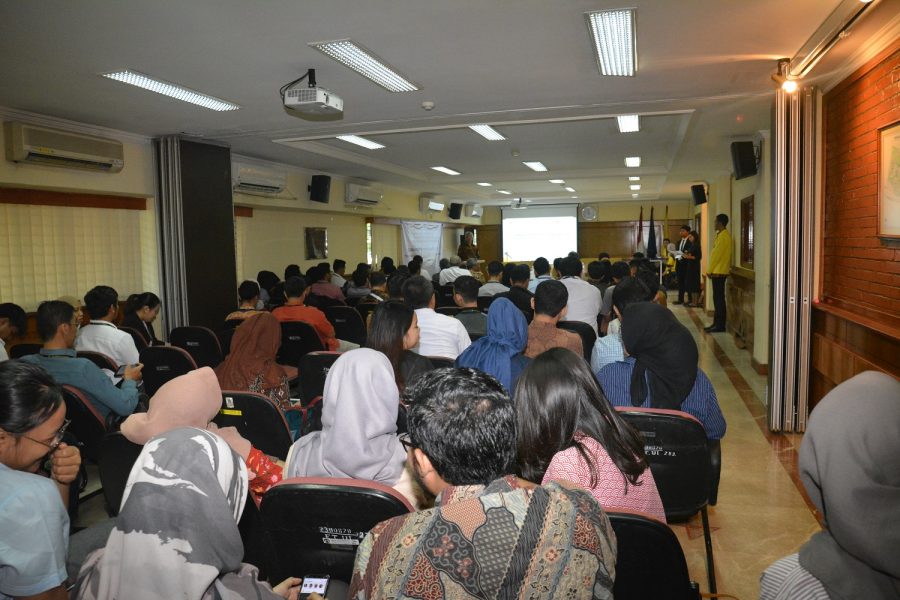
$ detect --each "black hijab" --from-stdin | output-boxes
[621,303,698,409]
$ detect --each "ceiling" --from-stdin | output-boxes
[1,0,897,206]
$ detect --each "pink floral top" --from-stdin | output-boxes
[542,434,667,522]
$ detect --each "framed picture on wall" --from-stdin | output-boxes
[878,121,900,238]
[740,195,754,268]
[305,227,328,259]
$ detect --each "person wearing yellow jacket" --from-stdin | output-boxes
[705,214,733,333]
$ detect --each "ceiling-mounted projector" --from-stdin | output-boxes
[281,68,343,119]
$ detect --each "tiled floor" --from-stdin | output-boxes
[671,302,820,600]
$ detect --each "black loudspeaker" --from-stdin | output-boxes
[448,202,463,220]
[308,175,331,203]
[691,184,707,205]
[731,141,758,180]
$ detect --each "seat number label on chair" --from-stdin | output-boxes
[319,527,363,549]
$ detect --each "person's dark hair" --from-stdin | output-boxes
[635,270,661,298]
[552,257,563,273]
[333,259,346,274]
[369,272,386,288]
[283,276,308,299]
[123,292,161,317]
[0,361,64,435]
[628,258,643,271]
[680,224,691,233]
[238,280,260,302]
[395,265,411,278]
[401,276,434,310]
[534,279,568,317]
[611,261,631,281]
[412,255,423,264]
[515,347,647,487]
[438,258,451,270]
[453,276,480,304]
[533,257,550,276]
[598,252,610,261]
[257,271,280,294]
[305,266,323,284]
[487,261,504,277]
[612,277,652,315]
[501,263,516,287]
[407,260,422,276]
[356,262,370,274]
[632,252,645,260]
[387,273,409,299]
[510,264,530,285]
[352,269,369,288]
[317,262,331,273]
[36,300,74,342]
[83,285,119,320]
[716,214,729,227]
[380,257,396,276]
[587,261,610,282]
[0,303,27,339]
[568,251,580,260]
[367,300,415,390]
[559,256,583,277]
[405,368,516,485]
[284,264,301,280]
[690,230,701,245]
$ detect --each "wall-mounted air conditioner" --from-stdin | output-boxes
[419,193,444,213]
[346,183,382,206]
[231,162,286,196]
[4,121,125,172]
[466,204,484,218]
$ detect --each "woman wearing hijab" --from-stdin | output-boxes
[455,297,530,394]
[596,302,726,439]
[214,313,291,411]
[72,428,300,599]
[760,371,900,600]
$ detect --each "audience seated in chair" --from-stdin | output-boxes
[272,276,356,352]
[348,367,616,599]
[225,280,266,323]
[760,371,900,600]
[600,261,631,336]
[215,313,291,410]
[437,254,472,286]
[345,268,372,301]
[366,301,432,392]
[431,258,449,285]
[495,263,534,314]
[0,302,27,362]
[22,301,141,421]
[330,259,348,290]
[527,256,553,293]
[597,303,726,440]
[477,260,509,297]
[586,260,612,296]
[403,276,471,360]
[120,292,163,346]
[524,279,582,359]
[452,275,487,338]
[256,270,280,309]
[455,298,530,395]
[307,264,345,303]
[558,255,603,336]
[591,276,652,373]
[516,347,665,521]
[366,271,389,302]
[75,286,141,380]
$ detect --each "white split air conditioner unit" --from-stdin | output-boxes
[419,193,444,213]
[231,162,286,196]
[346,183,382,206]
[4,121,124,172]
[466,204,483,218]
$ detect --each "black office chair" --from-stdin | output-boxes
[98,432,143,516]
[61,385,107,463]
[218,326,238,358]
[616,407,720,594]
[9,343,41,358]
[76,350,119,373]
[355,302,379,327]
[476,295,497,314]
[259,477,414,584]
[277,321,325,366]
[435,306,461,316]
[435,284,456,307]
[213,391,294,460]
[427,356,456,369]
[557,320,597,360]
[170,326,224,369]
[324,306,367,346]
[299,351,342,405]
[139,345,198,397]
[608,511,700,600]
[119,326,149,352]
[305,293,344,311]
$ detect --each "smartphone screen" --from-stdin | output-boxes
[300,576,330,596]
[114,365,128,377]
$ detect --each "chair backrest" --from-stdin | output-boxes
[213,391,293,460]
[170,326,224,369]
[119,326,149,351]
[260,477,414,583]
[298,351,342,405]
[76,350,119,373]
[476,295,496,313]
[427,356,456,369]
[435,284,456,307]
[138,345,198,397]
[305,293,344,310]
[277,321,326,366]
[324,306,367,346]
[61,385,106,462]
[9,343,41,359]
[435,306,461,316]
[355,302,379,326]
[557,320,597,359]
[616,408,711,521]
[608,511,700,600]
[98,432,143,516]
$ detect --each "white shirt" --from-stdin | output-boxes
[0,338,7,362]
[419,268,430,279]
[559,277,603,336]
[438,267,472,286]
[413,308,471,359]
[331,273,347,289]
[478,281,510,297]
[75,320,140,377]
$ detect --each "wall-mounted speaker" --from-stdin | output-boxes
[731,141,758,180]
[308,174,331,203]
[691,184,707,205]
[448,202,463,220]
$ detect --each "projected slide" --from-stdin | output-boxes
[501,204,579,262]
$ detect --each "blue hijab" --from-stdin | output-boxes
[455,298,529,392]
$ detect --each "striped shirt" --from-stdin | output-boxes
[759,554,830,600]
[590,332,625,373]
[597,357,726,440]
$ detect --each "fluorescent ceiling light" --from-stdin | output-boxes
[101,70,239,111]
[432,166,461,175]
[585,9,637,77]
[630,184,641,191]
[629,176,641,181]
[498,190,512,195]
[336,135,385,150]
[625,156,641,167]
[571,196,578,199]
[309,39,419,92]
[469,125,506,141]
[477,182,492,187]
[565,186,576,193]
[632,193,639,198]
[617,114,640,133]
[523,161,548,172]
[549,179,566,184]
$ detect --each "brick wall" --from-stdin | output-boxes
[822,43,900,317]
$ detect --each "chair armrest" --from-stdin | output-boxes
[707,439,721,506]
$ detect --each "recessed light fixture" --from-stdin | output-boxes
[549,179,566,184]
[584,9,637,77]
[309,39,419,92]
[616,114,640,133]
[335,135,385,150]
[629,176,641,181]
[630,184,641,191]
[632,193,639,198]
[477,182,492,187]
[432,166,461,176]
[571,196,578,199]
[498,190,512,195]
[469,125,506,141]
[523,161,549,172]
[625,156,641,167]
[565,186,576,193]
[101,70,240,111]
